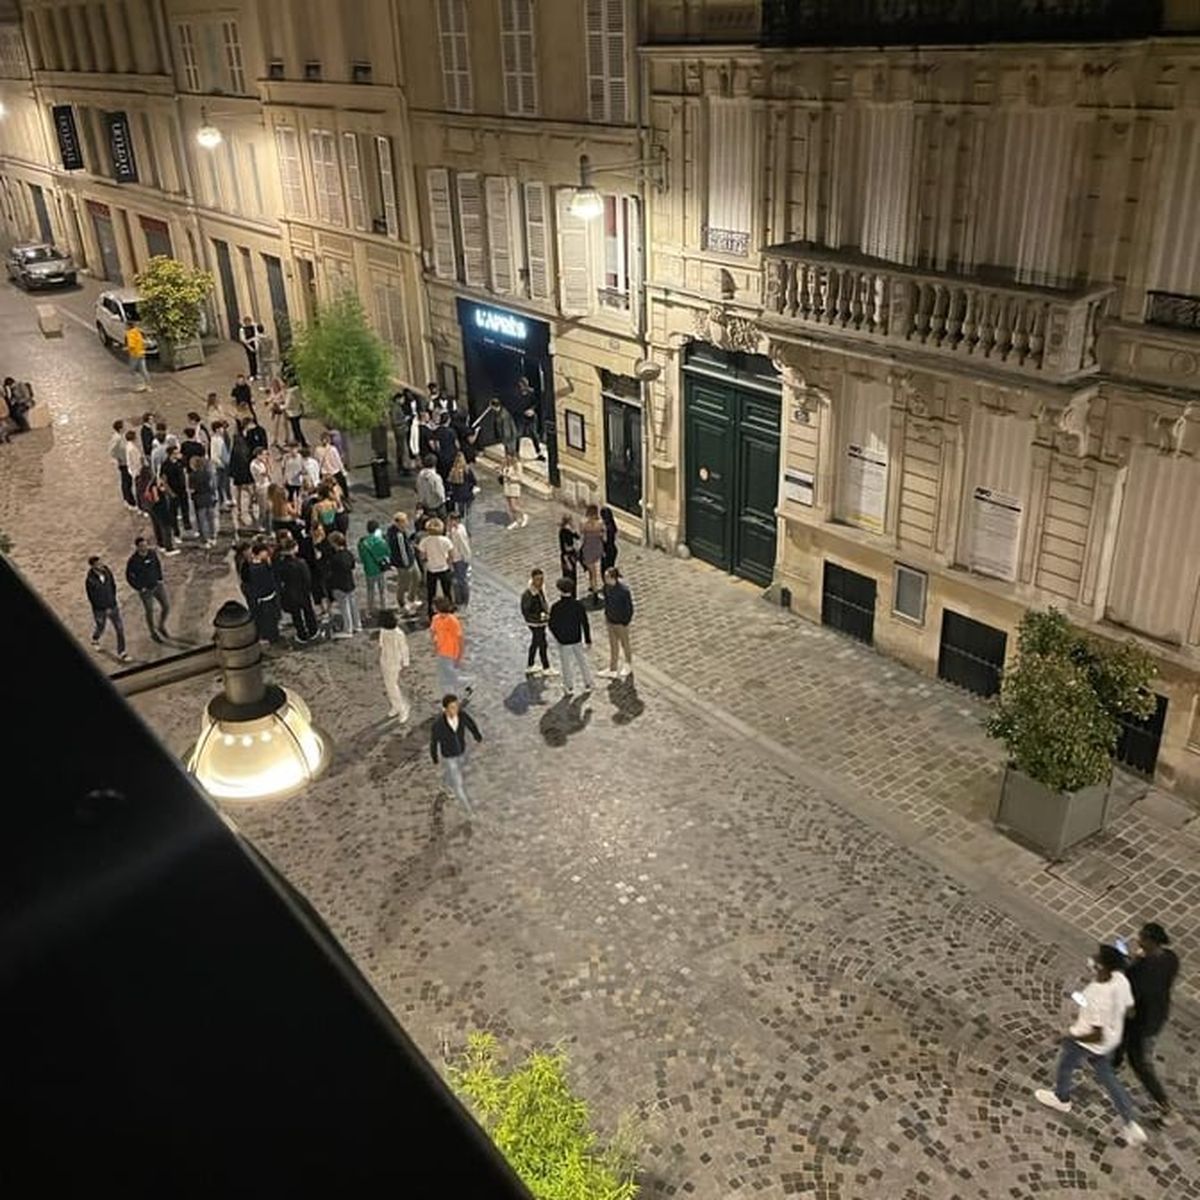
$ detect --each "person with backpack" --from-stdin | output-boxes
[357,519,393,616]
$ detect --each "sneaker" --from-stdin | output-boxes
[597,668,617,679]
[205,540,216,549]
[124,503,139,513]
[506,520,519,531]
[1156,1108,1177,1128]
[544,667,561,677]
[525,666,542,676]
[332,631,352,640]
[90,638,101,650]
[118,652,131,663]
[158,626,169,639]
[519,513,529,527]
[1124,1122,1148,1146]
[1034,1089,1071,1114]
[163,548,181,557]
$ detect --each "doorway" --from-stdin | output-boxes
[821,561,877,645]
[29,184,52,243]
[87,201,122,283]
[263,254,290,349]
[603,390,642,517]
[938,609,1007,698]
[212,238,239,339]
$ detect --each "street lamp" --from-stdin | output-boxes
[196,107,223,149]
[567,149,666,221]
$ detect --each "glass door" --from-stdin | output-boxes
[603,395,642,517]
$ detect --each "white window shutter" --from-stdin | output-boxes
[342,133,367,231]
[486,176,514,294]
[457,171,486,287]
[375,135,400,239]
[628,195,642,329]
[426,167,456,279]
[585,0,605,122]
[604,0,627,123]
[523,181,551,300]
[309,130,345,227]
[556,188,594,316]
[585,0,626,123]
[438,0,472,112]
[274,126,306,216]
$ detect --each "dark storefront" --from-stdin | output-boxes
[456,296,558,486]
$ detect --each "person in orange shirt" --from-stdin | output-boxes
[430,595,468,698]
[125,320,151,392]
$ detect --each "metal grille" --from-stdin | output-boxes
[821,561,877,645]
[937,609,1006,699]
[1146,291,1200,333]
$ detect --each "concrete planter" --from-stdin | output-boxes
[162,336,205,371]
[994,765,1112,859]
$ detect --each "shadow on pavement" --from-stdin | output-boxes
[608,676,645,725]
[503,676,552,715]
[538,693,592,747]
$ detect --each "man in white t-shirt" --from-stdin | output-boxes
[1035,943,1145,1145]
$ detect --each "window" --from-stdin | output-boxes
[222,20,245,93]
[485,177,514,294]
[456,172,486,287]
[342,133,368,231]
[375,136,400,239]
[224,140,244,214]
[892,564,927,624]
[704,99,753,256]
[309,130,345,226]
[372,276,410,378]
[137,112,160,189]
[426,167,456,279]
[205,152,223,209]
[599,194,631,309]
[246,142,264,216]
[585,0,627,124]
[523,181,551,300]
[176,22,199,91]
[500,0,537,117]
[437,0,472,112]
[275,126,307,216]
[556,188,594,317]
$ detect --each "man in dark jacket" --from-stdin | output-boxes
[138,411,156,457]
[387,512,422,614]
[162,444,193,538]
[520,568,552,677]
[125,536,170,641]
[599,567,634,679]
[86,555,130,661]
[243,543,282,643]
[275,537,318,643]
[429,693,482,817]
[1115,922,1181,1122]
[548,576,593,695]
[474,397,519,466]
[433,412,460,480]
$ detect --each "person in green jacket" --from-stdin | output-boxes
[357,519,393,615]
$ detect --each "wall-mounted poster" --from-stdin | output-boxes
[969,487,1023,581]
[843,442,888,532]
[52,105,83,171]
[105,111,139,184]
[783,468,814,506]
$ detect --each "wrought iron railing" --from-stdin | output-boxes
[1146,290,1200,334]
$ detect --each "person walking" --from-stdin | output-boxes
[378,608,411,722]
[386,511,423,615]
[521,568,552,677]
[429,694,481,818]
[549,577,593,695]
[229,423,255,529]
[125,319,151,391]
[419,517,455,617]
[188,454,218,547]
[110,419,136,511]
[478,396,519,466]
[447,512,471,607]
[324,530,363,639]
[600,506,619,576]
[239,315,259,379]
[501,461,527,529]
[125,536,170,642]
[1115,923,1180,1123]
[1034,943,1145,1146]
[210,420,233,510]
[357,519,393,616]
[598,567,633,679]
[579,504,606,604]
[231,374,256,422]
[416,454,447,519]
[275,534,319,643]
[85,554,130,662]
[430,596,466,697]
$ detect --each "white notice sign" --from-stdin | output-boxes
[784,468,814,507]
[844,443,888,533]
[970,486,1023,581]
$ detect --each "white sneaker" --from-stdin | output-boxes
[1034,1089,1071,1114]
[162,548,181,557]
[506,520,519,531]
[1123,1122,1148,1146]
[519,513,529,527]
[544,667,560,677]
[597,668,617,679]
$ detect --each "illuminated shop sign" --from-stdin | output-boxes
[474,307,527,340]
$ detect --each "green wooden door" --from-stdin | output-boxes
[684,381,735,571]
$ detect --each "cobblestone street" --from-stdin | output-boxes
[3,278,1200,1197]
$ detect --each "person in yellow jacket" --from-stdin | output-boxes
[125,319,151,392]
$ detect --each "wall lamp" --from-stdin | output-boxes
[568,146,667,221]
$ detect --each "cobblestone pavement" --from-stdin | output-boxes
[3,277,1200,1196]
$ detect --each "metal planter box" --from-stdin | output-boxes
[994,765,1112,860]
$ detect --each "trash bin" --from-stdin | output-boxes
[370,457,391,499]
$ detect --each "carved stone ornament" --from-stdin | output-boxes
[888,369,926,417]
[1150,401,1196,456]
[1055,388,1095,457]
[694,304,762,354]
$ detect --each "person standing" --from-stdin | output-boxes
[250,446,272,532]
[316,431,351,507]
[357,519,393,616]
[125,536,171,641]
[125,320,151,391]
[137,466,177,555]
[386,512,423,615]
[429,694,481,818]
[418,517,455,617]
[447,451,477,525]
[188,454,218,547]
[447,512,471,607]
[600,506,619,576]
[180,425,206,464]
[266,377,290,449]
[239,315,259,379]
[478,396,519,465]
[378,608,411,722]
[187,410,211,452]
[324,530,363,639]
[599,567,633,679]
[210,420,233,510]
[501,462,528,530]
[243,542,282,643]
[231,374,256,422]
[521,568,552,677]
[578,504,606,603]
[138,412,156,457]
[514,376,546,462]
[275,534,319,643]
[391,389,422,473]
[285,381,307,447]
[300,444,321,494]
[1115,923,1180,1123]
[110,419,136,511]
[282,442,305,503]
[229,424,255,530]
[549,577,594,695]
[430,596,465,696]
[125,427,147,486]
[162,444,193,541]
[85,555,130,662]
[1034,943,1145,1146]
[559,514,580,588]
[416,454,447,519]
[256,323,277,382]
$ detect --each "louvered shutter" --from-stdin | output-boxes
[486,176,514,294]
[604,0,626,123]
[456,171,486,287]
[426,167,456,279]
[627,195,642,330]
[309,130,345,227]
[274,126,306,216]
[556,188,593,316]
[585,0,626,123]
[585,0,605,121]
[523,181,551,300]
[375,135,400,239]
[342,132,367,231]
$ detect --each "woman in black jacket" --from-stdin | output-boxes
[558,514,579,590]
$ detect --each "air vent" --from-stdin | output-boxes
[304,60,322,81]
[267,58,284,80]
[351,60,372,84]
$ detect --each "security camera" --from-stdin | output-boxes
[634,358,662,383]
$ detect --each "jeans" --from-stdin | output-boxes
[91,606,126,655]
[425,568,453,616]
[1054,1037,1136,1124]
[1114,1026,1169,1109]
[441,754,473,815]
[607,622,632,672]
[557,641,593,693]
[194,502,217,542]
[215,465,232,504]
[130,355,150,386]
[138,584,170,635]
[118,465,135,507]
[436,655,460,698]
[332,588,362,635]
[149,508,174,551]
[452,560,470,606]
[527,625,549,670]
[365,574,388,612]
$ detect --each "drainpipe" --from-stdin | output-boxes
[634,4,653,548]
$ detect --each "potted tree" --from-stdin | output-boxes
[450,1032,641,1200]
[134,255,214,370]
[989,608,1156,858]
[288,292,393,469]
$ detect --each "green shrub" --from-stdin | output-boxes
[986,608,1155,793]
[450,1032,640,1200]
[133,256,213,344]
[288,292,393,433]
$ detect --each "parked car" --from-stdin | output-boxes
[95,289,159,356]
[6,242,77,289]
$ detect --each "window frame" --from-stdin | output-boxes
[274,125,308,217]
[308,128,346,228]
[584,0,628,124]
[342,132,368,232]
[437,0,473,113]
[176,21,200,91]
[891,563,928,626]
[222,19,245,94]
[499,0,538,118]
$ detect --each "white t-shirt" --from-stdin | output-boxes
[1070,972,1134,1055]
[449,524,472,563]
[421,534,454,573]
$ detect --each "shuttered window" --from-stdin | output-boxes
[426,167,456,280]
[222,20,245,93]
[523,181,551,300]
[309,130,345,226]
[373,275,410,380]
[375,136,400,239]
[705,99,753,256]
[456,172,486,287]
[486,176,515,294]
[176,22,199,91]
[500,0,537,117]
[585,0,627,124]
[275,126,307,216]
[342,133,368,231]
[437,0,472,113]
[556,188,593,316]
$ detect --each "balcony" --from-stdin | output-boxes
[760,0,1165,47]
[763,245,1111,384]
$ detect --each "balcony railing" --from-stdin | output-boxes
[763,245,1111,383]
[760,0,1165,46]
